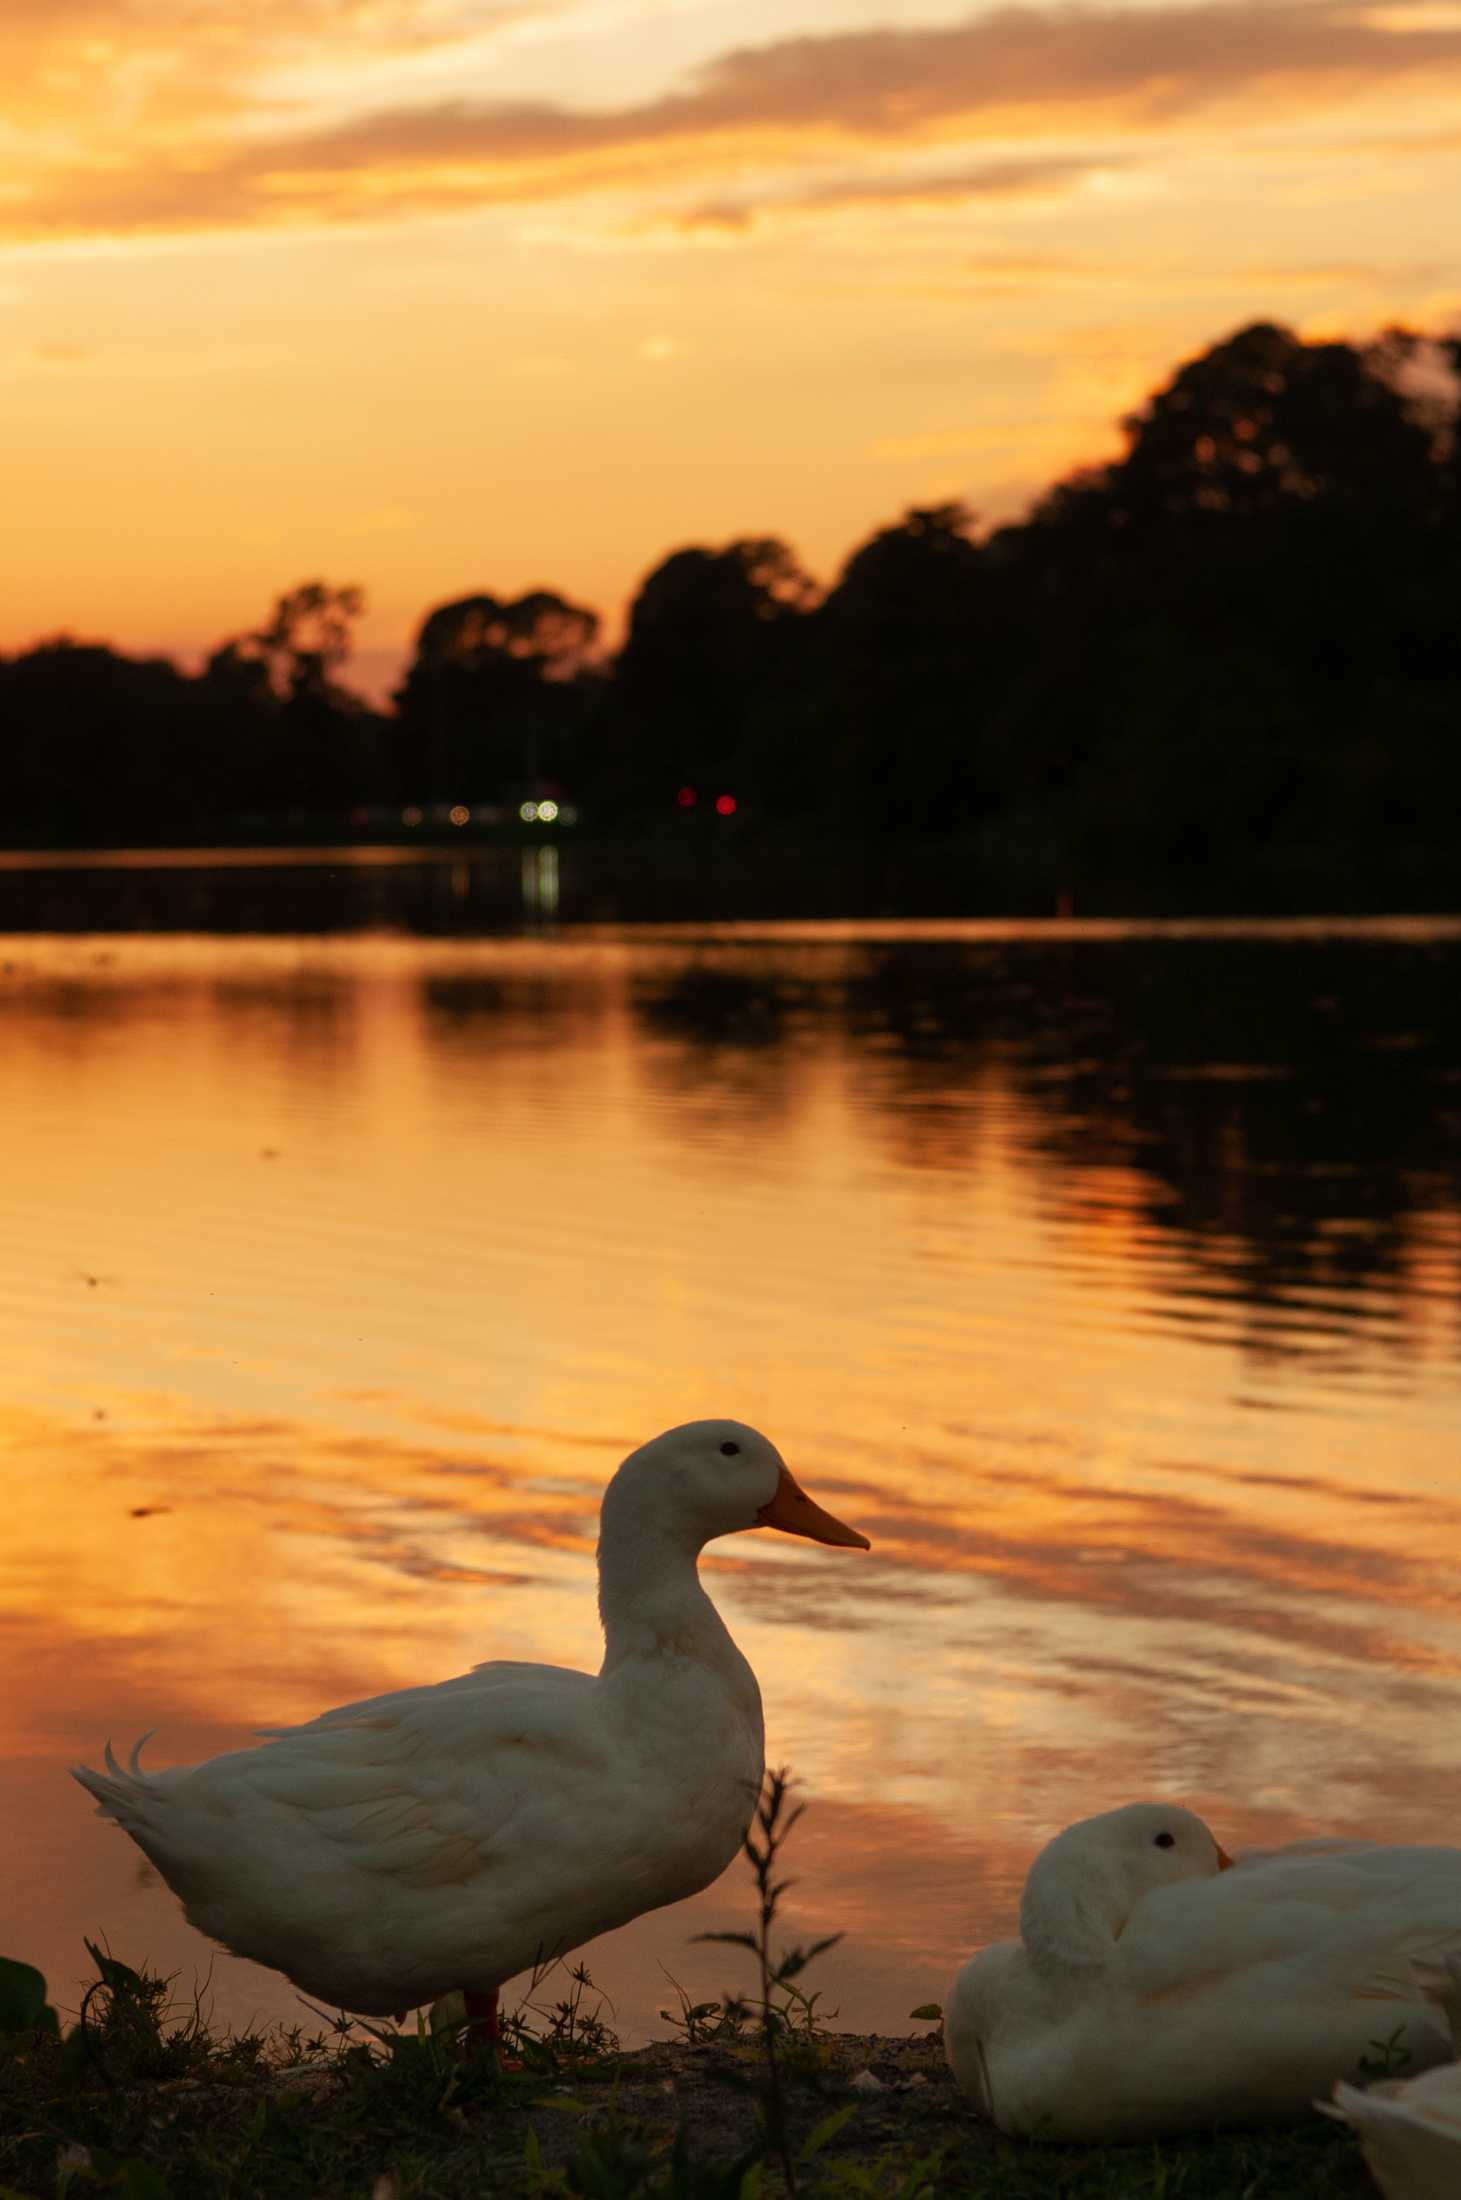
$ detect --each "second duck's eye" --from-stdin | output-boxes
[720,1440,740,1456]
[1153,1831,1176,1849]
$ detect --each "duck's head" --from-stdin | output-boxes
[1020,1802,1232,1970]
[607,1419,870,1551]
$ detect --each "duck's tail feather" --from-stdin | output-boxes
[72,1732,160,1821]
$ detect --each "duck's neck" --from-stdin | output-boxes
[1019,1854,1126,1976]
[595,1504,745,1682]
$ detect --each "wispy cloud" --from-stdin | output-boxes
[6,0,1461,243]
[673,150,1132,233]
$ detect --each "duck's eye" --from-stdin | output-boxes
[720,1440,740,1456]
[1153,1831,1176,1849]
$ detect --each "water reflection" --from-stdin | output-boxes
[0,846,576,936]
[521,843,560,921]
[1,923,1459,2039]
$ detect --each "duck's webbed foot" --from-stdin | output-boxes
[461,1987,522,2070]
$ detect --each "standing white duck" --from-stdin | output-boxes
[74,1419,868,2042]
[945,1802,1461,2141]
[1325,1940,1461,2200]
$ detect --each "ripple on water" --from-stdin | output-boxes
[2,921,1459,2037]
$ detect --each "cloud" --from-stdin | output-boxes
[0,0,568,146]
[675,150,1130,232]
[6,0,1461,241]
[1361,3,1461,26]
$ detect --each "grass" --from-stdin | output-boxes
[0,1781,1383,2199]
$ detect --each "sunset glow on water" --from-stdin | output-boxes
[3,919,1460,2041]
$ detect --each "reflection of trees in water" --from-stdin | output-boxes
[411,966,616,1126]
[835,944,1003,1175]
[208,974,363,1080]
[626,960,813,1148]
[0,851,547,936]
[414,969,610,1077]
[633,962,800,1048]
[847,938,1461,1336]
[2,966,158,1059]
[4,960,366,1068]
[417,973,512,1028]
[625,935,1461,1332]
[10,928,1456,1343]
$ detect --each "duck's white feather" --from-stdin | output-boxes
[74,1419,867,2016]
[1322,1940,1461,2200]
[946,1805,1461,2141]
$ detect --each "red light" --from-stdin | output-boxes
[714,794,737,816]
[676,786,697,808]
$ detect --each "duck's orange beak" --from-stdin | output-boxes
[755,1464,870,1549]
[1215,1843,1235,1871]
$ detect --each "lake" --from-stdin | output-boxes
[3,882,1460,2045]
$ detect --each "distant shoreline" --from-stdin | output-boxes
[2,838,1460,930]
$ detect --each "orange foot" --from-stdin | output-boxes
[461,1987,523,2071]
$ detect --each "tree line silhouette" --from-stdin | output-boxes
[4,318,1460,911]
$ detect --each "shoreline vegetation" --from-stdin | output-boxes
[3,1781,1385,2196]
[5,319,1461,919]
[0,1952,1378,2199]
[2,823,1454,923]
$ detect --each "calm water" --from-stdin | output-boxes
[3,910,1460,2044]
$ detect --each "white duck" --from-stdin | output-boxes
[945,1802,1461,2141]
[1325,1941,1461,2200]
[74,1419,868,2042]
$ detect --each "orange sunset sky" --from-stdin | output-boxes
[7,0,1461,697]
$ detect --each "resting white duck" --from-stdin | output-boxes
[945,1802,1461,2141]
[74,1418,868,2043]
[1325,1940,1461,2200]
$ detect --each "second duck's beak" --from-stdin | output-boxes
[755,1464,870,1549]
[1215,1843,1235,1870]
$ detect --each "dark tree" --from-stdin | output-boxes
[788,503,994,834]
[4,315,1461,911]
[967,322,1461,907]
[210,580,384,816]
[0,638,218,843]
[599,538,815,814]
[1110,321,1440,524]
[247,581,366,695]
[392,589,600,806]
